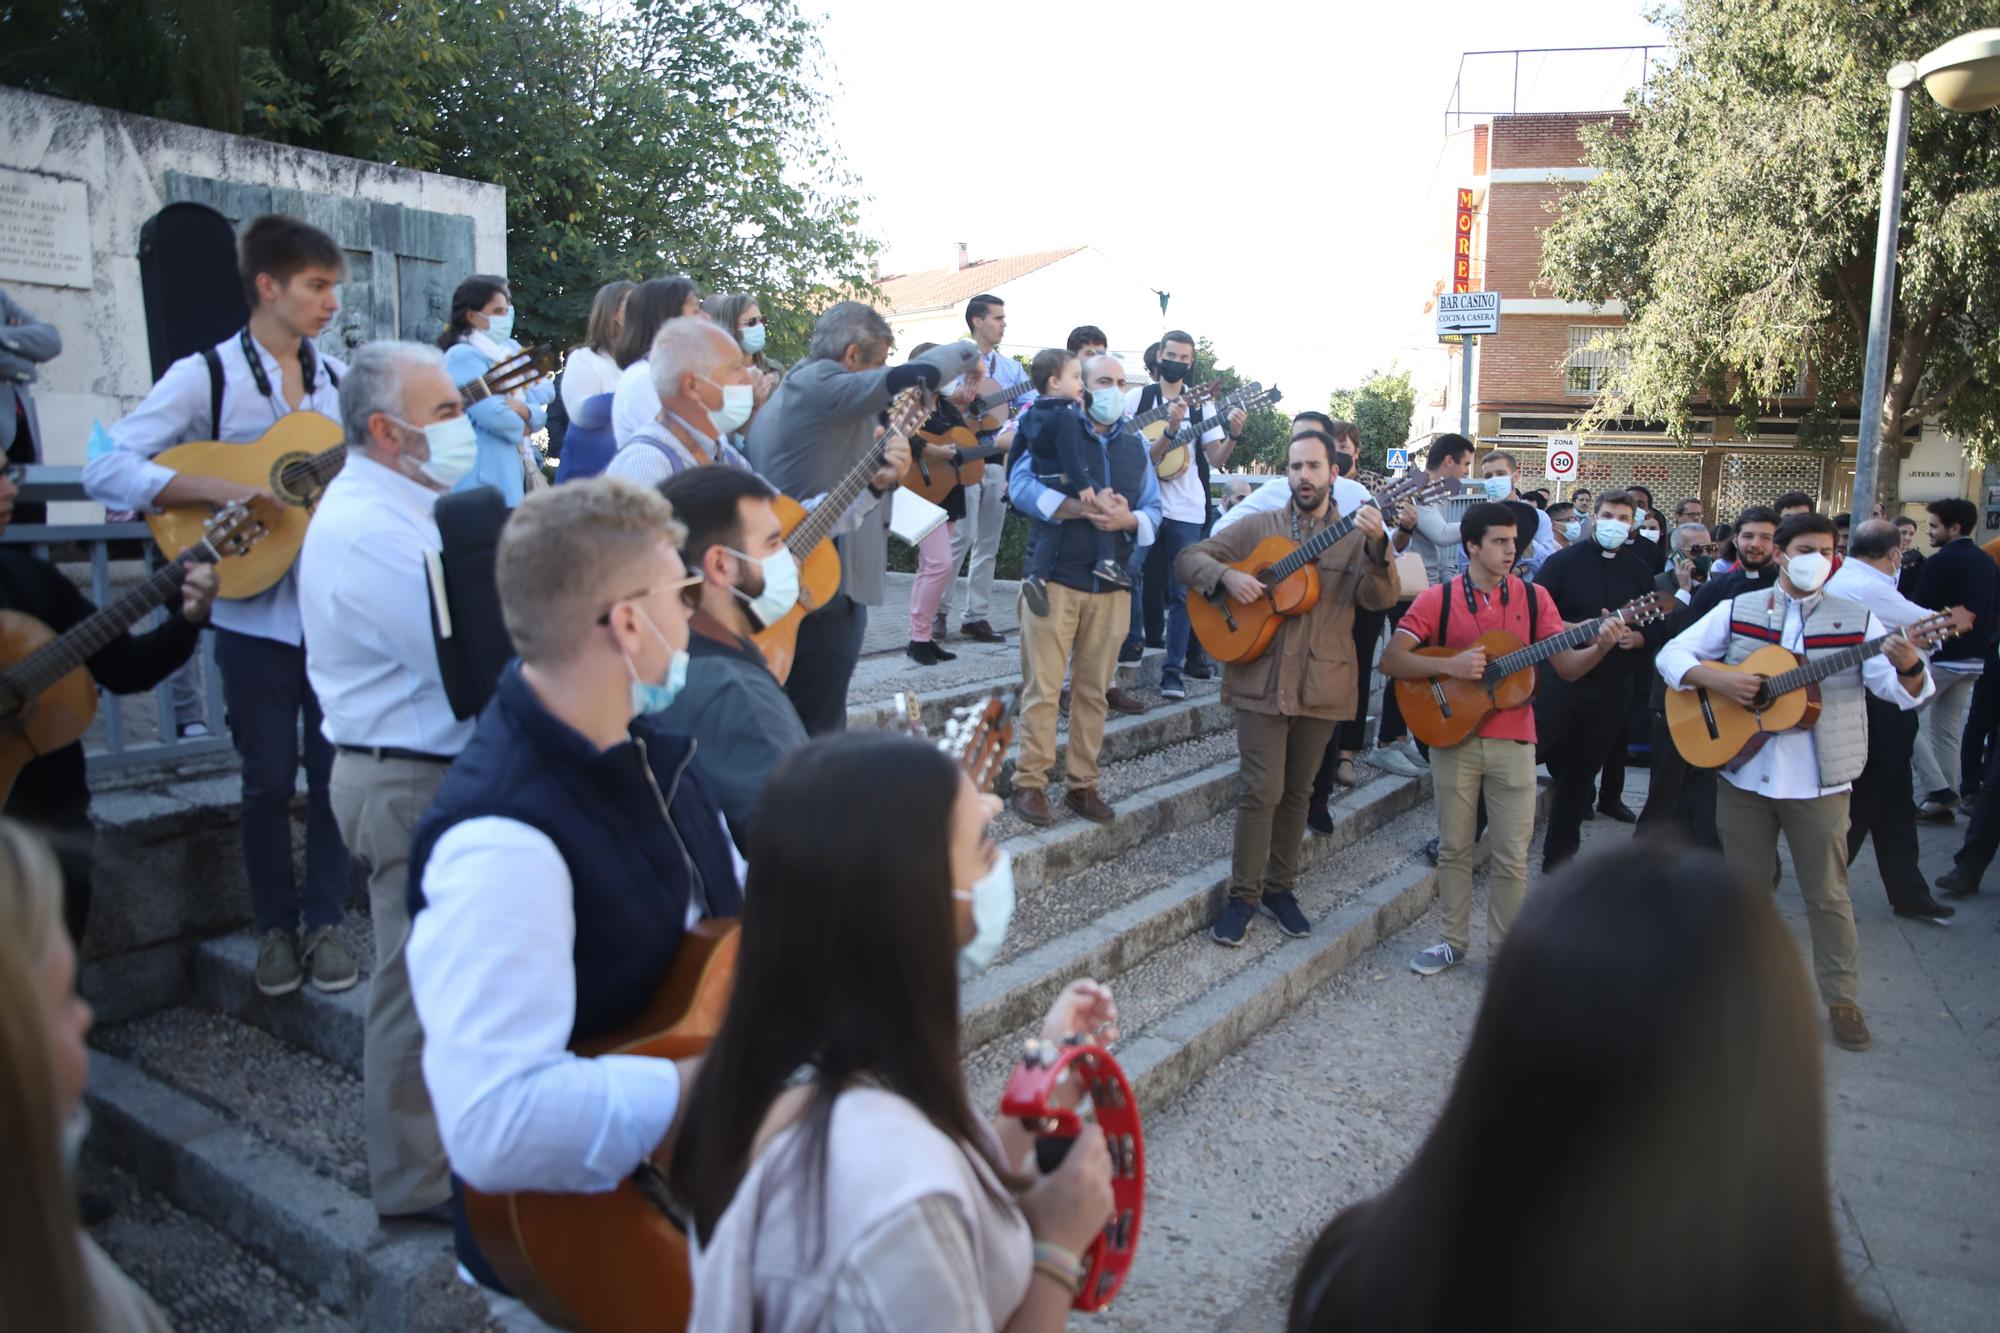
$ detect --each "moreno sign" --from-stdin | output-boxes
[1436,290,1499,337]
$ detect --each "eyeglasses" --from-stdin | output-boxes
[1,463,23,485]
[595,573,704,625]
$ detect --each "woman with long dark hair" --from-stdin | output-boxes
[438,273,555,504]
[611,276,704,446]
[1288,847,1882,1333]
[672,732,1118,1331]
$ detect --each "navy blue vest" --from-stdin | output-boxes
[407,661,743,1290]
[1043,422,1147,595]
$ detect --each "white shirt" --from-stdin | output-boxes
[297,454,476,755]
[612,359,663,447]
[408,813,746,1194]
[1125,386,1223,525]
[1214,473,1374,534]
[560,345,624,417]
[1657,588,1933,799]
[1825,558,1934,639]
[86,333,347,645]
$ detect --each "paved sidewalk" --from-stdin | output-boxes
[1096,767,2000,1331]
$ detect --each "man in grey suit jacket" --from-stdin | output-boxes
[745,301,976,732]
[1,288,63,527]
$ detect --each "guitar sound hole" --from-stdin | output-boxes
[269,452,321,507]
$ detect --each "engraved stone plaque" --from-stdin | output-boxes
[0,167,91,289]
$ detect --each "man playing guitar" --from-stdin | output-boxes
[938,295,1030,645]
[85,213,355,997]
[404,477,743,1324]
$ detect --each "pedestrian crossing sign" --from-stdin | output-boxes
[1386,447,1410,470]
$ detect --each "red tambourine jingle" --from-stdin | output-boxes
[999,1036,1144,1311]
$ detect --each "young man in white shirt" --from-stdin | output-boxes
[85,214,355,998]
[298,341,479,1222]
[1657,511,1932,1051]
[938,294,1030,645]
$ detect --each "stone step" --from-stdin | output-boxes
[843,643,1172,732]
[82,1009,486,1330]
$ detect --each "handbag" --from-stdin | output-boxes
[1392,548,1430,600]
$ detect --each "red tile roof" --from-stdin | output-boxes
[877,247,1086,313]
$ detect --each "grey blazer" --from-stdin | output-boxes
[0,289,62,458]
[744,340,977,605]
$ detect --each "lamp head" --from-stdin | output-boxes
[1915,28,2000,112]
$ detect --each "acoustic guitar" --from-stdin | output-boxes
[965,371,1036,435]
[754,386,930,683]
[1154,382,1278,482]
[906,426,1009,505]
[1395,590,1676,749]
[0,503,266,808]
[464,690,1015,1333]
[145,346,553,600]
[1188,474,1451,666]
[1665,604,1970,770]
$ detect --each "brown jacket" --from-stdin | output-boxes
[1176,499,1399,720]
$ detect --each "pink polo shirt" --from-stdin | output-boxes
[1394,574,1565,744]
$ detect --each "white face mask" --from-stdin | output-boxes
[953,848,1014,978]
[1593,517,1630,550]
[724,546,799,628]
[1638,527,1661,542]
[392,414,478,488]
[1784,550,1832,594]
[701,377,757,435]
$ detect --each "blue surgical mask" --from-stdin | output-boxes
[1481,476,1512,501]
[724,546,799,628]
[483,306,516,342]
[1594,517,1630,550]
[740,322,767,355]
[1563,520,1583,542]
[700,378,757,435]
[1088,386,1125,426]
[622,607,688,714]
[953,848,1015,978]
[392,413,478,488]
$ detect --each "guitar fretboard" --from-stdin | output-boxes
[1486,610,1619,680]
[786,392,923,558]
[1762,633,1904,698]
[3,544,215,701]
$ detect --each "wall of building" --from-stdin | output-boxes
[0,88,507,475]
[1480,313,1621,408]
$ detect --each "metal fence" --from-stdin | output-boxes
[5,467,233,771]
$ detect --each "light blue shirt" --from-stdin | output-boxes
[1008,423,1160,550]
[446,335,554,506]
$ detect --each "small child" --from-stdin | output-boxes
[1016,347,1133,617]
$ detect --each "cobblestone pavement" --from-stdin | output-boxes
[1091,769,2000,1332]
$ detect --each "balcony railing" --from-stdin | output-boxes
[4,466,233,772]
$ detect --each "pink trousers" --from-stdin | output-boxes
[908,520,956,642]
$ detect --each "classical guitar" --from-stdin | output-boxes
[1187,474,1451,666]
[1665,604,1970,770]
[0,503,266,808]
[466,690,1015,1333]
[1155,382,1280,482]
[906,428,1009,505]
[145,346,555,600]
[754,386,930,684]
[965,370,1037,435]
[1395,590,1676,749]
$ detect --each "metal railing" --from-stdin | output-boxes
[1445,45,1669,134]
[4,467,234,771]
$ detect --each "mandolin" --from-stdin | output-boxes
[1395,590,1676,749]
[466,690,1015,1333]
[1665,603,1969,770]
[753,386,930,683]
[145,346,554,600]
[0,503,266,807]
[1188,474,1450,666]
[1155,383,1282,481]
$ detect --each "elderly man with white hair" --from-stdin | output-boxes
[297,339,479,1225]
[605,319,756,483]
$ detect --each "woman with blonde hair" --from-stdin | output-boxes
[701,291,784,424]
[0,819,170,1330]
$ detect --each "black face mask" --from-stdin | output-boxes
[1692,555,1714,578]
[1157,359,1192,384]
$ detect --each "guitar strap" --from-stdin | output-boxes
[1435,574,1532,648]
[202,328,341,438]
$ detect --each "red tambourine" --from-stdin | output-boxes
[1000,1037,1144,1311]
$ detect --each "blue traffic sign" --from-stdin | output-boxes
[1386,447,1410,470]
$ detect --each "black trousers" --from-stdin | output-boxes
[1960,668,2000,795]
[1846,696,1932,909]
[1636,707,1720,849]
[784,594,867,736]
[1597,672,1643,809]
[1952,736,2000,882]
[1536,676,1632,871]
[1375,602,1412,746]
[1311,605,1390,802]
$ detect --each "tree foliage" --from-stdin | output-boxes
[3,0,877,362]
[1540,0,2000,498]
[1327,365,1417,475]
[1193,337,1291,473]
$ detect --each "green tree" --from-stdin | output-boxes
[1540,0,2000,503]
[1192,337,1290,472]
[1327,365,1417,475]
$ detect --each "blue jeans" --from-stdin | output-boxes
[1126,519,1203,673]
[213,629,349,933]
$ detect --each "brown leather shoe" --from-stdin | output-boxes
[961,619,1005,644]
[1828,1003,1871,1051]
[1011,787,1054,827]
[1064,787,1116,823]
[1104,687,1147,716]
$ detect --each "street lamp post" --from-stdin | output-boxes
[1851,29,2000,523]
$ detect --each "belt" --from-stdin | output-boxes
[335,744,456,765]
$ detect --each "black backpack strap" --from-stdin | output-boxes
[202,346,225,438]
[1435,575,1453,647]
[1524,575,1538,641]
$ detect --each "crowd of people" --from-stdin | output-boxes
[3,210,1994,1329]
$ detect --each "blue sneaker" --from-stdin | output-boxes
[1210,897,1256,947]
[1260,890,1311,938]
[1160,672,1187,701]
[1408,942,1465,976]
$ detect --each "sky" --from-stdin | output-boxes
[814,0,1666,416]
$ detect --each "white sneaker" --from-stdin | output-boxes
[1409,942,1466,976]
[1370,746,1423,778]
[1396,737,1429,769]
